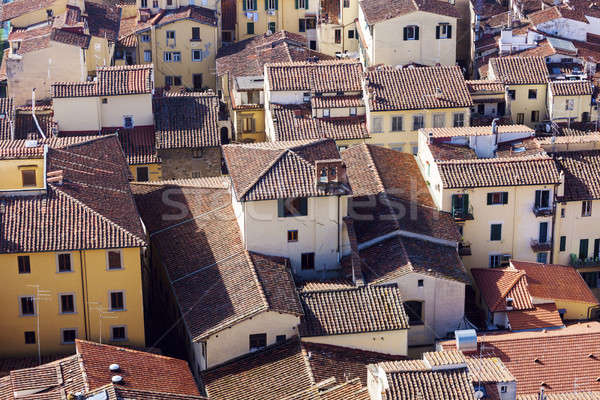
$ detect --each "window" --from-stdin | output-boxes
[490,224,502,241]
[173,51,181,61]
[537,252,548,263]
[535,190,550,209]
[404,301,423,324]
[323,109,331,118]
[528,89,537,99]
[582,200,592,217]
[582,272,599,288]
[136,166,149,182]
[18,256,30,274]
[192,49,203,61]
[531,110,539,122]
[436,23,451,39]
[141,34,150,42]
[245,21,254,34]
[166,30,175,40]
[166,0,172,5]
[241,116,255,133]
[453,113,465,127]
[500,386,507,394]
[299,19,306,32]
[287,230,298,242]
[412,144,418,155]
[489,255,501,268]
[46,9,54,17]
[516,113,524,124]
[192,27,200,41]
[110,291,125,311]
[507,90,516,100]
[249,333,267,350]
[243,0,257,10]
[107,250,122,270]
[60,294,75,314]
[111,326,127,341]
[487,192,508,205]
[560,235,566,252]
[101,98,108,104]
[123,116,134,129]
[296,0,308,9]
[309,40,316,50]
[335,29,341,44]
[143,50,152,62]
[164,52,172,62]
[433,113,445,128]
[477,104,485,115]
[165,76,182,86]
[412,115,424,130]
[165,76,173,86]
[343,0,350,6]
[594,238,600,259]
[152,0,158,7]
[348,29,354,39]
[579,239,589,260]
[141,0,148,7]
[174,76,182,86]
[20,297,35,316]
[451,193,469,218]
[58,253,72,272]
[301,252,315,270]
[372,117,383,133]
[266,0,278,9]
[276,334,286,343]
[403,25,419,40]
[21,169,36,187]
[417,279,424,287]
[278,198,308,217]
[390,116,403,131]
[268,22,276,33]
[24,331,36,344]
[350,107,357,116]
[61,329,76,344]
[566,99,574,110]
[561,207,565,218]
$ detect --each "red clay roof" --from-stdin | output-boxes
[507,303,565,331]
[266,60,363,92]
[471,268,534,312]
[512,260,600,304]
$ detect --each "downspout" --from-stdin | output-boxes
[79,250,89,340]
[550,183,558,264]
[337,194,341,261]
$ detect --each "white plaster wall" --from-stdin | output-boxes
[269,90,305,105]
[100,94,153,128]
[301,329,408,355]
[536,18,587,42]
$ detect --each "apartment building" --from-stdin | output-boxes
[364,65,473,153]
[316,0,361,57]
[357,0,459,67]
[417,124,562,271]
[0,136,146,357]
[547,80,594,123]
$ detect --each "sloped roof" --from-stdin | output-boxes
[0,0,56,22]
[153,92,220,149]
[511,260,599,304]
[549,80,593,96]
[365,66,472,112]
[0,98,15,140]
[506,303,565,331]
[359,0,459,24]
[489,56,549,84]
[266,60,363,92]
[471,268,533,312]
[299,285,409,337]
[85,0,121,42]
[131,181,302,342]
[0,135,146,253]
[554,150,600,201]
[222,139,351,202]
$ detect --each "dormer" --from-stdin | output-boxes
[315,159,345,189]
[0,142,47,194]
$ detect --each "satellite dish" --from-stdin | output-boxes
[475,390,484,399]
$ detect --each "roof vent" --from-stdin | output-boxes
[109,363,120,372]
[25,139,38,148]
[588,353,595,359]
[111,375,123,384]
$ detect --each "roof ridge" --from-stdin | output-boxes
[363,144,387,194]
[245,251,271,312]
[492,270,528,310]
[52,186,145,247]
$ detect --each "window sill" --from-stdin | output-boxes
[110,338,128,342]
[109,308,127,312]
[190,39,202,42]
[57,270,74,274]
[59,312,77,315]
[107,267,124,271]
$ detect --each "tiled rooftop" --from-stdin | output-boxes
[489,56,549,84]
[423,125,534,138]
[471,268,533,312]
[359,0,459,24]
[266,60,363,92]
[549,80,593,96]
[506,303,565,331]
[553,150,600,201]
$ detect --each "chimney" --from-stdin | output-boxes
[435,87,443,99]
[492,117,500,146]
[47,170,64,185]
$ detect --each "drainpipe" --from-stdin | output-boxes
[79,250,89,340]
[31,89,46,139]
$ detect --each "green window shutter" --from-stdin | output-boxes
[539,222,548,243]
[580,239,589,260]
[247,22,254,34]
[414,26,419,40]
[447,25,452,38]
[275,0,278,9]
[560,236,566,252]
[265,0,268,9]
[462,194,469,211]
[491,224,501,241]
[295,0,298,9]
[487,193,493,205]
[278,199,285,217]
[535,190,541,208]
[436,25,440,39]
[253,0,257,9]
[243,0,246,10]
[305,0,309,9]
[594,238,600,258]
[502,192,508,204]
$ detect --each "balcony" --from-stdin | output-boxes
[452,208,474,221]
[532,206,554,217]
[569,254,600,268]
[530,239,552,252]
[459,241,472,256]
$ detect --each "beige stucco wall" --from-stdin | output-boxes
[53,97,101,132]
[199,311,300,369]
[0,158,45,191]
[548,92,593,123]
[100,94,154,128]
[301,329,408,355]
[8,0,70,28]
[317,0,360,56]
[86,36,113,75]
[553,199,600,265]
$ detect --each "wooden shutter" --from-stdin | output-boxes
[502,192,508,204]
[487,193,493,205]
[275,0,278,9]
[580,239,589,259]
[447,25,452,38]
[414,26,419,40]
[436,25,440,39]
[243,0,246,10]
[403,27,408,40]
[300,198,308,215]
[278,199,285,217]
[295,0,298,8]
[462,194,469,212]
[560,236,567,252]
[305,0,309,9]
[595,238,600,258]
[535,190,541,208]
[265,0,268,9]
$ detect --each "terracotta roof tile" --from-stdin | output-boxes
[439,322,600,395]
[311,94,364,109]
[466,357,515,383]
[489,56,549,84]
[223,139,350,201]
[511,260,600,304]
[507,303,565,331]
[114,126,159,164]
[299,285,409,337]
[0,98,15,140]
[118,16,139,47]
[270,104,368,141]
[554,150,600,201]
[85,0,121,42]
[423,125,533,138]
[365,66,472,112]
[319,378,370,400]
[0,0,56,22]
[518,392,600,399]
[0,136,146,253]
[359,0,459,24]
[202,339,315,400]
[423,350,467,367]
[153,92,220,149]
[266,60,363,92]
[549,80,593,96]
[471,268,534,312]
[466,80,506,93]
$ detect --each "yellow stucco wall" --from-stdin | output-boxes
[235,108,266,142]
[86,36,113,75]
[317,0,360,57]
[553,299,595,320]
[129,163,162,181]
[548,93,593,123]
[137,18,217,89]
[301,329,408,355]
[366,107,471,151]
[553,199,600,265]
[0,158,45,191]
[0,247,145,357]
[503,84,547,127]
[8,0,70,28]
[235,0,314,41]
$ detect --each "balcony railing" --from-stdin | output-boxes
[570,254,600,268]
[530,239,552,252]
[459,241,472,256]
[532,206,554,217]
[452,207,474,221]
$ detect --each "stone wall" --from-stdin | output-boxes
[158,146,222,179]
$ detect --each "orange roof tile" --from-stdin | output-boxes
[507,303,565,331]
[471,268,534,312]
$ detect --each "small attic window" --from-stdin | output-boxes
[102,98,108,104]
[46,9,53,17]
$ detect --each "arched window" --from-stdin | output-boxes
[404,301,423,325]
